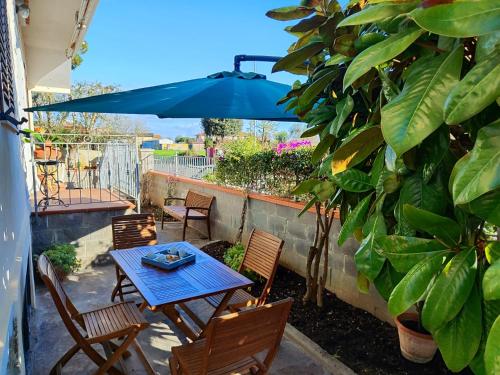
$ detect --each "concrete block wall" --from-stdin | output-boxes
[149,171,392,323]
[31,207,135,268]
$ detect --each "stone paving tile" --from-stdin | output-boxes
[29,223,334,374]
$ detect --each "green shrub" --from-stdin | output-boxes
[42,243,81,275]
[215,145,314,198]
[223,243,259,281]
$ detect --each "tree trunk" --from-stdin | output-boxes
[235,191,249,244]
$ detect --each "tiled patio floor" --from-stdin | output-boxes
[29,223,334,374]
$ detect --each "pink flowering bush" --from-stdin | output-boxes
[276,140,312,155]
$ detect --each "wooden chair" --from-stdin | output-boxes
[37,254,153,375]
[169,298,293,375]
[205,229,284,312]
[111,214,157,302]
[161,190,215,241]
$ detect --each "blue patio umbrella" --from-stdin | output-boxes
[26,70,298,122]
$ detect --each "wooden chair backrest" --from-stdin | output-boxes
[37,254,82,337]
[240,229,284,304]
[112,214,157,250]
[184,190,214,210]
[203,298,292,374]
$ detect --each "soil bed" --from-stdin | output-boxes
[202,241,471,375]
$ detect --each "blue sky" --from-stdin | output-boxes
[72,1,346,138]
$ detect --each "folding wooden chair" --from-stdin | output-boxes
[205,229,284,312]
[37,254,154,375]
[110,214,157,302]
[169,298,293,375]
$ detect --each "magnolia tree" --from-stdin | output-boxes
[268,0,499,373]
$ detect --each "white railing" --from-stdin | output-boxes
[152,155,215,180]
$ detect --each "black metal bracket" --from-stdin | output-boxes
[234,55,282,72]
[0,107,28,135]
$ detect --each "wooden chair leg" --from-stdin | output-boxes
[182,217,188,241]
[96,331,138,375]
[161,209,165,230]
[49,343,81,375]
[79,341,123,375]
[169,354,180,375]
[111,271,126,302]
[206,217,212,241]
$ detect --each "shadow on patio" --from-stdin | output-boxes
[28,222,334,375]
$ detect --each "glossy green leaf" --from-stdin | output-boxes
[374,262,405,301]
[354,33,387,53]
[357,272,370,294]
[395,174,448,235]
[273,42,324,73]
[461,189,500,227]
[266,6,315,21]
[343,27,424,91]
[325,54,352,66]
[299,69,339,108]
[410,1,500,38]
[376,235,450,273]
[381,46,463,156]
[355,212,387,281]
[486,242,500,265]
[403,205,461,247]
[452,121,500,205]
[301,123,326,138]
[298,196,317,217]
[444,51,500,124]
[312,180,336,202]
[338,2,417,27]
[332,126,384,175]
[422,247,477,333]
[334,169,373,192]
[476,31,500,62]
[483,260,500,300]
[338,194,372,246]
[288,15,327,32]
[312,134,335,163]
[333,34,357,57]
[434,286,482,372]
[485,316,500,375]
[329,95,354,136]
[388,253,445,316]
[370,149,385,187]
[292,179,322,195]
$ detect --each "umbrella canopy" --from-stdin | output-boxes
[26,70,297,122]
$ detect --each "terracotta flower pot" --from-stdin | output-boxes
[395,313,437,364]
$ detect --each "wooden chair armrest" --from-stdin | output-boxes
[185,206,209,211]
[228,297,260,312]
[164,197,186,205]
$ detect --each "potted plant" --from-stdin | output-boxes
[268,1,500,373]
[394,311,437,363]
[28,129,61,160]
[38,243,81,280]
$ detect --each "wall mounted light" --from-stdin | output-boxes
[16,4,30,20]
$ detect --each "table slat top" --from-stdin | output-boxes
[110,242,253,308]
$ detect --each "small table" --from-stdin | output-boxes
[110,242,253,340]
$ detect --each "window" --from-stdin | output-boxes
[0,0,14,113]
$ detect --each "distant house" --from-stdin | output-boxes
[159,138,174,148]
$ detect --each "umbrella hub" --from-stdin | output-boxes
[207,71,266,80]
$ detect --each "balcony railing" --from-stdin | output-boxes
[29,133,140,213]
[149,155,215,180]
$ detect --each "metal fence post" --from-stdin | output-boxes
[174,153,179,176]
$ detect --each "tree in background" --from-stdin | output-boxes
[32,82,151,137]
[71,41,89,70]
[256,120,276,143]
[201,118,243,143]
[175,136,195,144]
[274,130,289,143]
[289,123,305,140]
